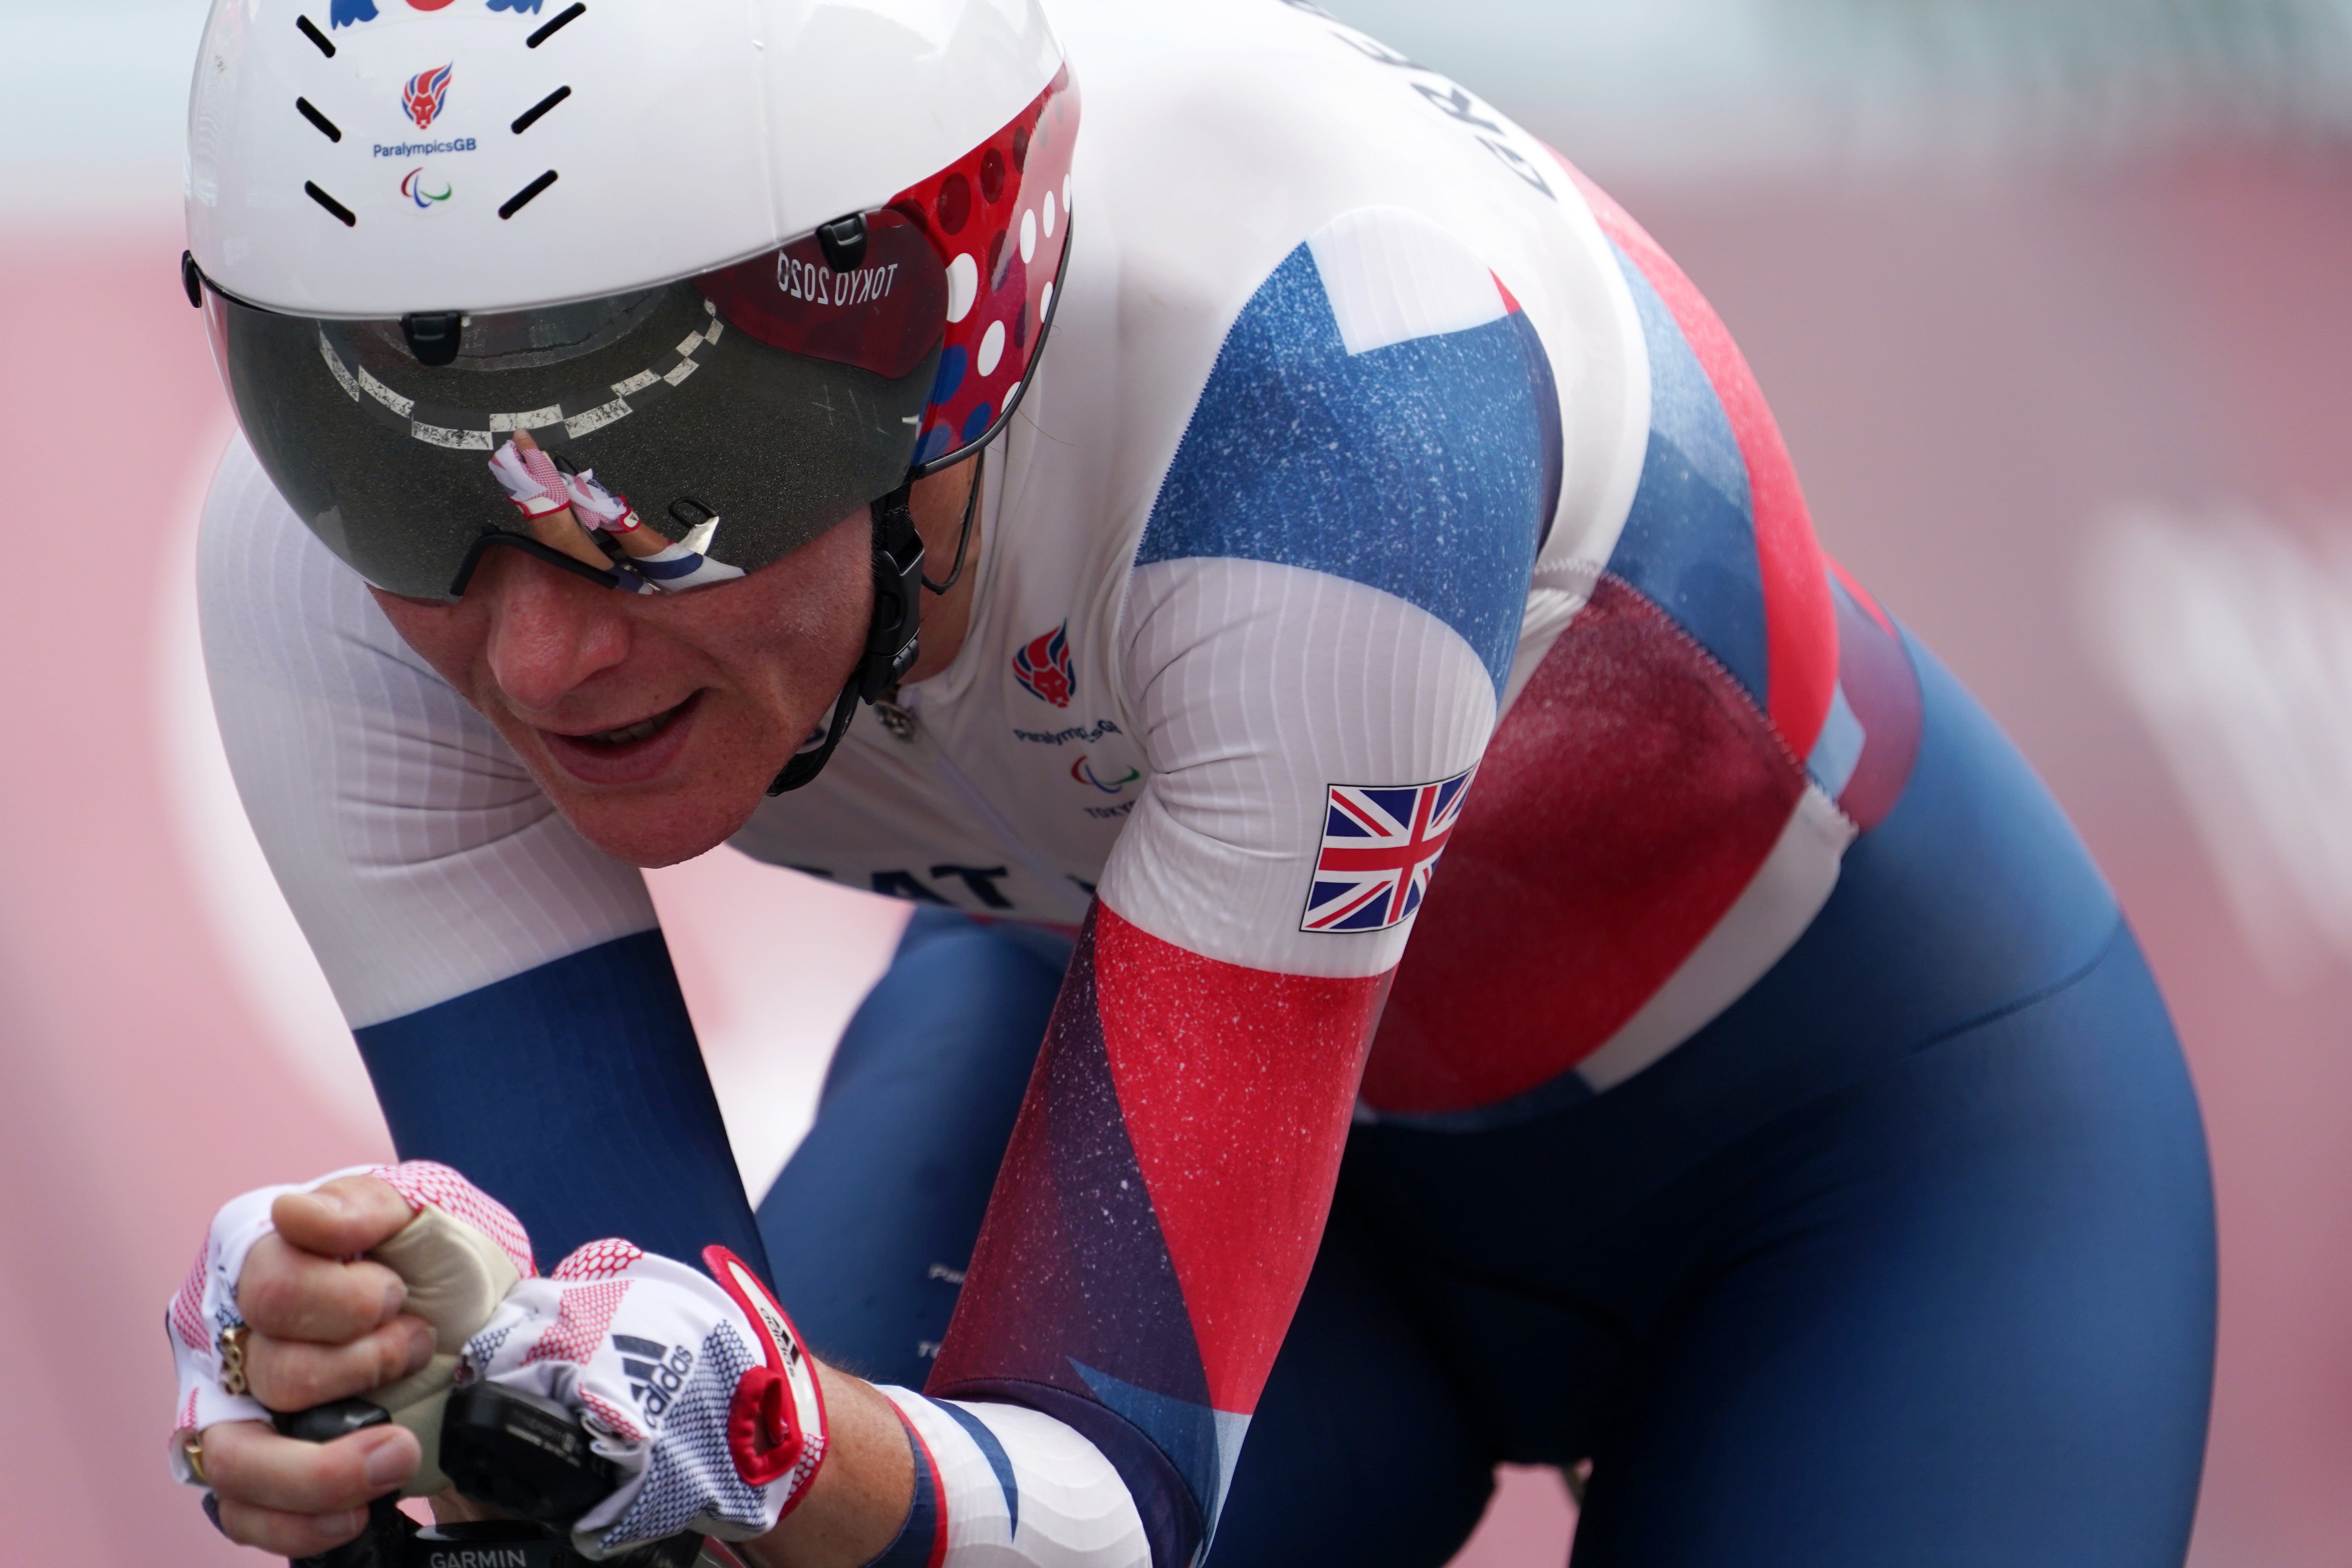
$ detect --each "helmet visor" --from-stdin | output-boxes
[205,208,947,601]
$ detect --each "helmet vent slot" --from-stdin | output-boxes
[499,170,560,219]
[817,214,868,274]
[510,86,572,136]
[401,313,465,367]
[526,4,587,49]
[295,15,335,59]
[296,97,343,143]
[305,181,356,227]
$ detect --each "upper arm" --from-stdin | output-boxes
[198,437,762,1269]
[198,434,657,1029]
[929,209,1556,1564]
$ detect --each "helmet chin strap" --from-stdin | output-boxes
[766,484,926,795]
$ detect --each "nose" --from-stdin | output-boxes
[476,548,635,713]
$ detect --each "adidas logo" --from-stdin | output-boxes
[613,1333,695,1423]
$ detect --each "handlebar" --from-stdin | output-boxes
[278,1385,710,1568]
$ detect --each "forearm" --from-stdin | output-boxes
[353,933,771,1274]
[742,1363,914,1568]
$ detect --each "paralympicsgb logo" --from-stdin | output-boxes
[1014,622,1076,708]
[403,64,453,131]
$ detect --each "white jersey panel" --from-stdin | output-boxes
[199,437,657,1028]
[1100,560,1495,980]
[1307,207,1509,354]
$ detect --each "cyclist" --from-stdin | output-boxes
[167,0,2215,1564]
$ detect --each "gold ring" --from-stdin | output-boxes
[217,1322,252,1398]
[183,1431,210,1487]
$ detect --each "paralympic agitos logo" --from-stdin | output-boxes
[401,168,452,208]
[1071,755,1139,794]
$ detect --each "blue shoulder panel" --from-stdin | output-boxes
[1137,244,1550,697]
[354,930,771,1281]
[1603,245,1771,708]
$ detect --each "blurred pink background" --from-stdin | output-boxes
[5,3,2350,1563]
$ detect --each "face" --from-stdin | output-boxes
[373,510,873,867]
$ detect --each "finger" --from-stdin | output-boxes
[238,1232,408,1343]
[210,1494,372,1557]
[203,1417,419,1516]
[247,1314,437,1411]
[272,1174,417,1258]
[512,427,541,452]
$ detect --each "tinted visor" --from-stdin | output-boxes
[207,209,947,601]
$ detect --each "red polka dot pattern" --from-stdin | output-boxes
[524,1278,635,1366]
[581,1387,647,1445]
[552,1237,648,1281]
[889,65,1079,471]
[170,1241,209,1351]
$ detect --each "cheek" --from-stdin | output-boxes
[693,516,875,697]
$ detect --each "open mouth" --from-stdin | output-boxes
[571,693,697,749]
[538,691,703,786]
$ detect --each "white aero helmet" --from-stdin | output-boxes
[184,0,1077,604]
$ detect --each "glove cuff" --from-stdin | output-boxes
[702,1246,829,1513]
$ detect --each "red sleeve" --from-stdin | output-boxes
[927,902,1386,1566]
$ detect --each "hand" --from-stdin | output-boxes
[461,1240,828,1557]
[562,468,747,593]
[563,468,642,534]
[488,434,577,519]
[169,1163,535,1555]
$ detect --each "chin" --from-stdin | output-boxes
[533,765,769,869]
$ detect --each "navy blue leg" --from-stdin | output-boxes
[757,911,1070,1387]
[1571,926,2215,1568]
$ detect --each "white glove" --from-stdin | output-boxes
[566,471,746,593]
[628,543,746,592]
[488,439,576,519]
[563,468,644,534]
[461,1240,827,1559]
[167,1161,535,1494]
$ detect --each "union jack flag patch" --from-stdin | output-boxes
[1301,766,1474,933]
